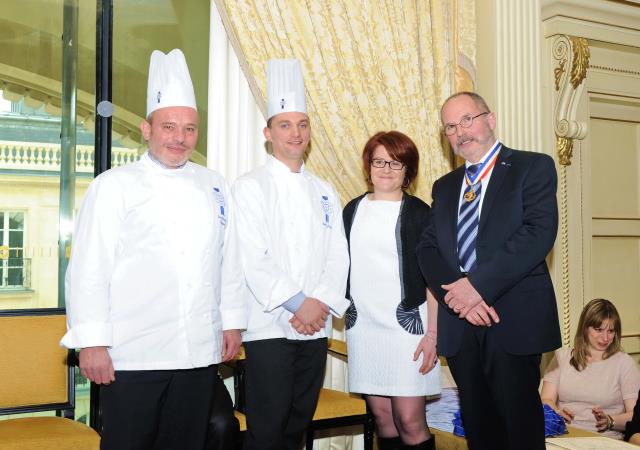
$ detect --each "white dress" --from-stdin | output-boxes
[346,196,441,396]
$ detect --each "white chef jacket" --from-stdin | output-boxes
[232,155,350,342]
[60,151,246,370]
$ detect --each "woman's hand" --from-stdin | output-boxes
[559,406,575,423]
[413,333,438,375]
[592,407,611,432]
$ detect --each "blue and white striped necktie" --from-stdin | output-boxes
[457,164,481,272]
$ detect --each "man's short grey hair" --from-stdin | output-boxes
[440,91,491,122]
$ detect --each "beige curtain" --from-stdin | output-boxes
[214,0,473,203]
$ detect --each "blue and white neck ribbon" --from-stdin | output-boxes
[464,141,502,186]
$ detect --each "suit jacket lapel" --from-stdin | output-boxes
[478,146,512,235]
[444,166,465,264]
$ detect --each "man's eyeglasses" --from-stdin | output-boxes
[443,112,490,136]
[371,158,404,170]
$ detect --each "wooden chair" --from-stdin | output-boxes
[228,339,374,450]
[0,308,100,450]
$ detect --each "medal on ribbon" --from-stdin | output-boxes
[463,188,477,203]
[463,141,502,202]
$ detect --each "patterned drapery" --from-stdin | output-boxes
[214,0,475,203]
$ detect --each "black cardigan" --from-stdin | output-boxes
[625,389,640,441]
[343,192,430,309]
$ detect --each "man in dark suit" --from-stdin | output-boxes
[417,91,562,450]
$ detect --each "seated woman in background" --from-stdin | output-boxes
[343,131,440,450]
[626,387,640,444]
[541,298,640,439]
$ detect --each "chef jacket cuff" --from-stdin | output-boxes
[283,291,306,313]
[59,322,113,349]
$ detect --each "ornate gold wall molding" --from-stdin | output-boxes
[551,34,589,345]
[552,35,589,166]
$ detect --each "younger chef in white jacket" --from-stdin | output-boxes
[232,59,349,450]
[61,49,246,450]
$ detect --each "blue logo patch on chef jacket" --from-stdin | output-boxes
[320,195,332,228]
[213,187,226,227]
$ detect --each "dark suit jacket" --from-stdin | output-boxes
[417,146,562,357]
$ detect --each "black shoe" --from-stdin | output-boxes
[401,435,435,450]
[378,436,402,450]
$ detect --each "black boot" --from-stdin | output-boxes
[378,436,402,450]
[401,435,435,450]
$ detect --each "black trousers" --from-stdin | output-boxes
[206,373,239,450]
[100,365,217,450]
[242,338,327,450]
[447,326,545,450]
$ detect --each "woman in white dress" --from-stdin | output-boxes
[343,131,440,450]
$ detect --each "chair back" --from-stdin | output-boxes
[0,308,74,417]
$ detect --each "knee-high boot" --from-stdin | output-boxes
[377,436,402,450]
[401,434,435,450]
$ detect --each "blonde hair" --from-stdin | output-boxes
[570,298,622,371]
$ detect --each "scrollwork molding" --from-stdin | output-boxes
[552,35,590,166]
[551,35,590,345]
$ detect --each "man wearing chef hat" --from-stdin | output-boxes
[232,59,350,450]
[61,49,246,450]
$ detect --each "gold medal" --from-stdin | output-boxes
[464,189,476,202]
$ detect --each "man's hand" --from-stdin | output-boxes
[289,316,315,336]
[289,297,329,335]
[442,278,483,317]
[464,301,500,326]
[221,329,242,362]
[79,346,115,385]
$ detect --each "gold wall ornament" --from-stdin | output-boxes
[0,245,8,260]
[569,37,590,89]
[552,35,590,166]
[556,136,574,167]
[554,59,565,92]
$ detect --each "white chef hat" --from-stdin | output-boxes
[266,59,307,120]
[146,49,197,118]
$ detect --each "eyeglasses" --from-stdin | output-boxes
[371,158,404,170]
[443,112,490,136]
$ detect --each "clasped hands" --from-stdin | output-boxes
[555,405,612,432]
[289,297,329,336]
[442,277,500,327]
[592,406,614,432]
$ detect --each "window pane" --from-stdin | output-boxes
[0,0,95,427]
[8,230,23,248]
[8,256,23,267]
[9,212,24,230]
[113,1,211,163]
[7,268,23,286]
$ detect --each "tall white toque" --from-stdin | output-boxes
[266,59,307,120]
[146,49,197,118]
